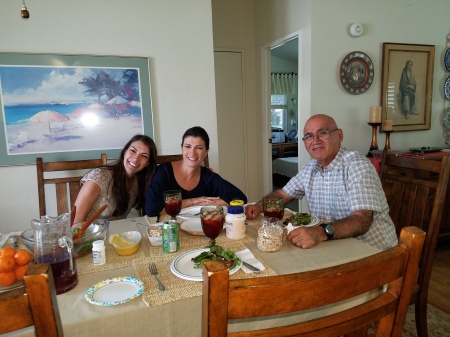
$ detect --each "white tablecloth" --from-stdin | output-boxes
[4,217,380,337]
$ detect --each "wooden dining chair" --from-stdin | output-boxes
[0,264,64,337]
[36,154,107,216]
[202,226,425,337]
[157,154,209,167]
[379,151,450,337]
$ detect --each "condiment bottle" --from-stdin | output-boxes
[92,240,106,265]
[225,200,246,240]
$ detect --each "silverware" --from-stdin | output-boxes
[149,262,165,291]
[242,261,260,273]
[130,218,147,227]
[11,234,19,249]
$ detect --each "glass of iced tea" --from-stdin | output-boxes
[200,206,225,247]
[263,196,285,220]
[164,190,182,219]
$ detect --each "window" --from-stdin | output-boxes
[271,95,287,130]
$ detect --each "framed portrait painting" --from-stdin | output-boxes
[0,53,153,166]
[380,43,435,131]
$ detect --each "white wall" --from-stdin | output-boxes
[0,0,217,232]
[309,0,449,153]
[254,0,449,154]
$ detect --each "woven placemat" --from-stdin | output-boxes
[149,217,255,257]
[133,244,277,307]
[77,242,145,275]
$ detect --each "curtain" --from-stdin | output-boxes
[271,73,297,95]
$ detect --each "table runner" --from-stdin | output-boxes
[76,242,145,275]
[133,225,277,307]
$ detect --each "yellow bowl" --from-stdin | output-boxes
[109,231,142,256]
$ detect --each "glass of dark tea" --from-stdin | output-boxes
[263,196,285,220]
[200,206,225,247]
[163,190,182,219]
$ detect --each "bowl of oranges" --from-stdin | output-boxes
[0,246,33,289]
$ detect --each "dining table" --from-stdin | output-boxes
[2,209,381,337]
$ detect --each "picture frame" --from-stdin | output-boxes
[380,43,435,132]
[0,53,153,166]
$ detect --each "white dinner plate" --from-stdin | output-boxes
[85,277,144,306]
[178,206,228,219]
[284,213,320,234]
[170,248,240,281]
[180,218,204,236]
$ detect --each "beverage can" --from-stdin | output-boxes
[162,220,180,253]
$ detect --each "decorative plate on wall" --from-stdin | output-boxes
[445,108,450,128]
[340,51,374,95]
[445,48,450,72]
[445,76,450,100]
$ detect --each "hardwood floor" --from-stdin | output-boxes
[428,240,450,314]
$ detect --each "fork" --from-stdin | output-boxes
[149,262,166,291]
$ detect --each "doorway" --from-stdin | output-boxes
[267,36,299,211]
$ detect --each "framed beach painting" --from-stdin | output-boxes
[380,43,435,132]
[0,53,153,166]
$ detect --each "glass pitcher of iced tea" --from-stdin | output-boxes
[31,213,78,294]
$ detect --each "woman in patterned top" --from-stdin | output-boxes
[73,134,157,222]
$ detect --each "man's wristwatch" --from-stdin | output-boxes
[319,223,334,240]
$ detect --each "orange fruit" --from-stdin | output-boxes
[14,249,32,266]
[0,270,16,287]
[0,256,16,271]
[14,264,29,281]
[0,246,16,258]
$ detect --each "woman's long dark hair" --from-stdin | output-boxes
[109,134,157,216]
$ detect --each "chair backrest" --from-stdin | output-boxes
[202,226,425,337]
[379,153,450,304]
[36,154,107,216]
[156,154,209,167]
[0,264,64,337]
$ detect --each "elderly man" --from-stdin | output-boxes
[246,114,397,251]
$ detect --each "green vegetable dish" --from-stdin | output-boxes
[191,245,241,270]
[283,213,313,227]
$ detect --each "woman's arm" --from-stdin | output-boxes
[73,181,102,223]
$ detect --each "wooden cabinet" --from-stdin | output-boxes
[272,142,298,158]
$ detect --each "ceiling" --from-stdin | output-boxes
[271,38,298,63]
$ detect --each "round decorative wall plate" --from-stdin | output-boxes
[445,48,450,72]
[445,76,450,100]
[340,51,374,95]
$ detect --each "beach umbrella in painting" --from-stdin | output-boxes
[105,96,128,105]
[29,110,70,140]
[105,96,128,117]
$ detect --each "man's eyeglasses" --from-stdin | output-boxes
[302,128,339,143]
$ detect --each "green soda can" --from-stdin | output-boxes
[162,220,180,253]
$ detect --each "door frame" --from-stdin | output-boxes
[261,31,309,212]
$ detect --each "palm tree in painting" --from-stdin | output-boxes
[79,73,106,103]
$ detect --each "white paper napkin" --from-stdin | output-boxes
[236,249,265,273]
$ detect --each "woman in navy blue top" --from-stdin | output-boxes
[145,126,247,217]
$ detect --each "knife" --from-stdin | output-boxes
[242,261,260,273]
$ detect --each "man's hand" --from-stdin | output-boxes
[245,203,262,220]
[287,226,327,249]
